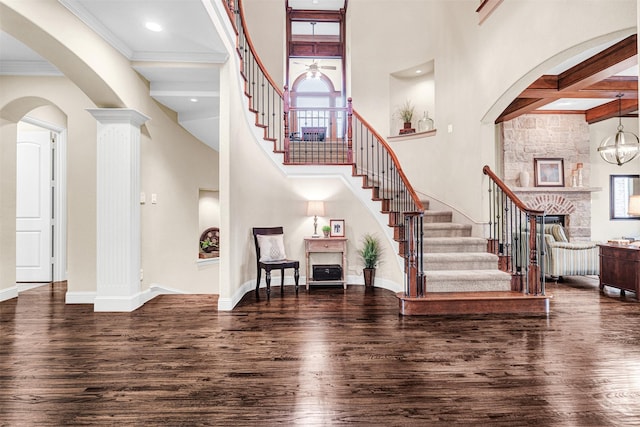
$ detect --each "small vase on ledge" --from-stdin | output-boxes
[519,170,530,187]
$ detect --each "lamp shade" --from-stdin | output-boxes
[629,195,640,216]
[306,200,325,217]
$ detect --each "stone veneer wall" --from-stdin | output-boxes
[502,114,593,241]
[503,114,590,187]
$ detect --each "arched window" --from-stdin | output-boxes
[290,73,344,141]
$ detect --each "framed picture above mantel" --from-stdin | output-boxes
[534,158,565,187]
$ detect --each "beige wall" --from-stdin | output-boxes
[0,73,219,296]
[1,76,97,294]
[242,0,286,90]
[0,120,17,295]
[1,0,221,302]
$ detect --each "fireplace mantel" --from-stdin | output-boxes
[512,187,602,193]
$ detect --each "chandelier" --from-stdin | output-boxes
[597,93,640,166]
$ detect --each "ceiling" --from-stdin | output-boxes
[1,0,228,150]
[0,0,636,148]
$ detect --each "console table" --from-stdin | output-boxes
[599,244,640,298]
[304,237,347,290]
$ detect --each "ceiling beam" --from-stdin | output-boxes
[585,98,638,124]
[558,34,637,91]
[496,97,553,123]
[520,76,638,99]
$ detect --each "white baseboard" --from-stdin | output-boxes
[0,285,19,302]
[66,284,192,311]
[17,282,49,293]
[65,291,97,304]
[218,280,254,311]
[94,292,147,312]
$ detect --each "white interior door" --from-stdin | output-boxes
[16,129,52,282]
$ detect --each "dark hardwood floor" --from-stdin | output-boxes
[1,278,639,426]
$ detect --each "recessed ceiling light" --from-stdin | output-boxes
[312,0,319,4]
[190,98,199,103]
[145,22,163,32]
[415,69,422,74]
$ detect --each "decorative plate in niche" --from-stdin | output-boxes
[199,227,220,253]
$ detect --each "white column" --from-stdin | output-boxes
[87,108,149,312]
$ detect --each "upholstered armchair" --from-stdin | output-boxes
[543,224,599,279]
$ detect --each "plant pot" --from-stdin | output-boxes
[323,231,330,238]
[363,267,375,287]
[403,122,412,129]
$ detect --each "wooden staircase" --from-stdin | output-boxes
[398,200,550,316]
[225,0,550,317]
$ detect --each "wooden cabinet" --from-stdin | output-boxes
[599,244,640,298]
[304,237,347,290]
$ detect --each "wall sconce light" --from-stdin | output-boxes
[597,93,640,166]
[306,200,325,238]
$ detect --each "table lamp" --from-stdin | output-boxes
[306,201,325,238]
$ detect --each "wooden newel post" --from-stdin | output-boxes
[283,85,290,163]
[404,212,424,298]
[347,97,353,164]
[527,215,541,295]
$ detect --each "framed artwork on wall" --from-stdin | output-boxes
[330,219,345,237]
[534,158,565,187]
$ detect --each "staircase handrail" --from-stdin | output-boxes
[228,0,283,98]
[353,110,425,212]
[482,165,545,295]
[482,166,543,216]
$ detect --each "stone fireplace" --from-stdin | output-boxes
[512,188,596,242]
[502,114,598,242]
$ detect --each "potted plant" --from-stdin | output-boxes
[322,225,331,238]
[358,233,382,287]
[200,238,218,253]
[395,100,415,130]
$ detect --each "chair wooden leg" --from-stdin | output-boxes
[256,268,262,297]
[294,267,299,294]
[265,269,271,298]
[280,268,285,294]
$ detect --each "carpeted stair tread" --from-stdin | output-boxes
[425,269,512,292]
[425,252,498,271]
[426,269,511,280]
[424,236,487,253]
[423,210,453,223]
[423,222,472,238]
